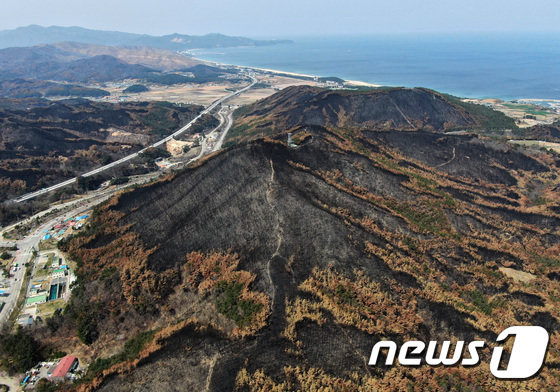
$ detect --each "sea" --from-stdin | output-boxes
[191,33,560,101]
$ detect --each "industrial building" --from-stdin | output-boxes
[25,294,47,306]
[49,355,79,381]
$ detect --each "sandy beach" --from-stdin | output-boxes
[244,66,316,79]
[202,59,316,79]
[344,80,382,88]
[199,58,383,87]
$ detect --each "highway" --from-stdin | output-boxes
[12,75,257,203]
[213,107,234,151]
[186,105,232,165]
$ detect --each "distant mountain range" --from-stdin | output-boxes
[0,45,154,83]
[0,25,290,99]
[0,25,293,50]
[0,43,243,98]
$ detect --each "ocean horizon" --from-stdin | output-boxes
[192,33,560,101]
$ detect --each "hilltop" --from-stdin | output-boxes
[227,85,517,145]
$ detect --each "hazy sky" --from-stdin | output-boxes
[1,0,559,37]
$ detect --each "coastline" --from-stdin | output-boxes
[193,54,560,126]
[193,56,559,107]
[240,65,317,79]
[197,57,383,88]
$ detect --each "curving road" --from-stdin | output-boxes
[12,75,257,203]
[213,107,234,151]
[185,105,234,165]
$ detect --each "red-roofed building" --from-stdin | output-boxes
[49,355,79,381]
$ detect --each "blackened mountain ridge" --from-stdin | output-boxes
[0,98,204,203]
[227,85,517,145]
[0,79,109,98]
[50,87,560,390]
[517,122,560,142]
